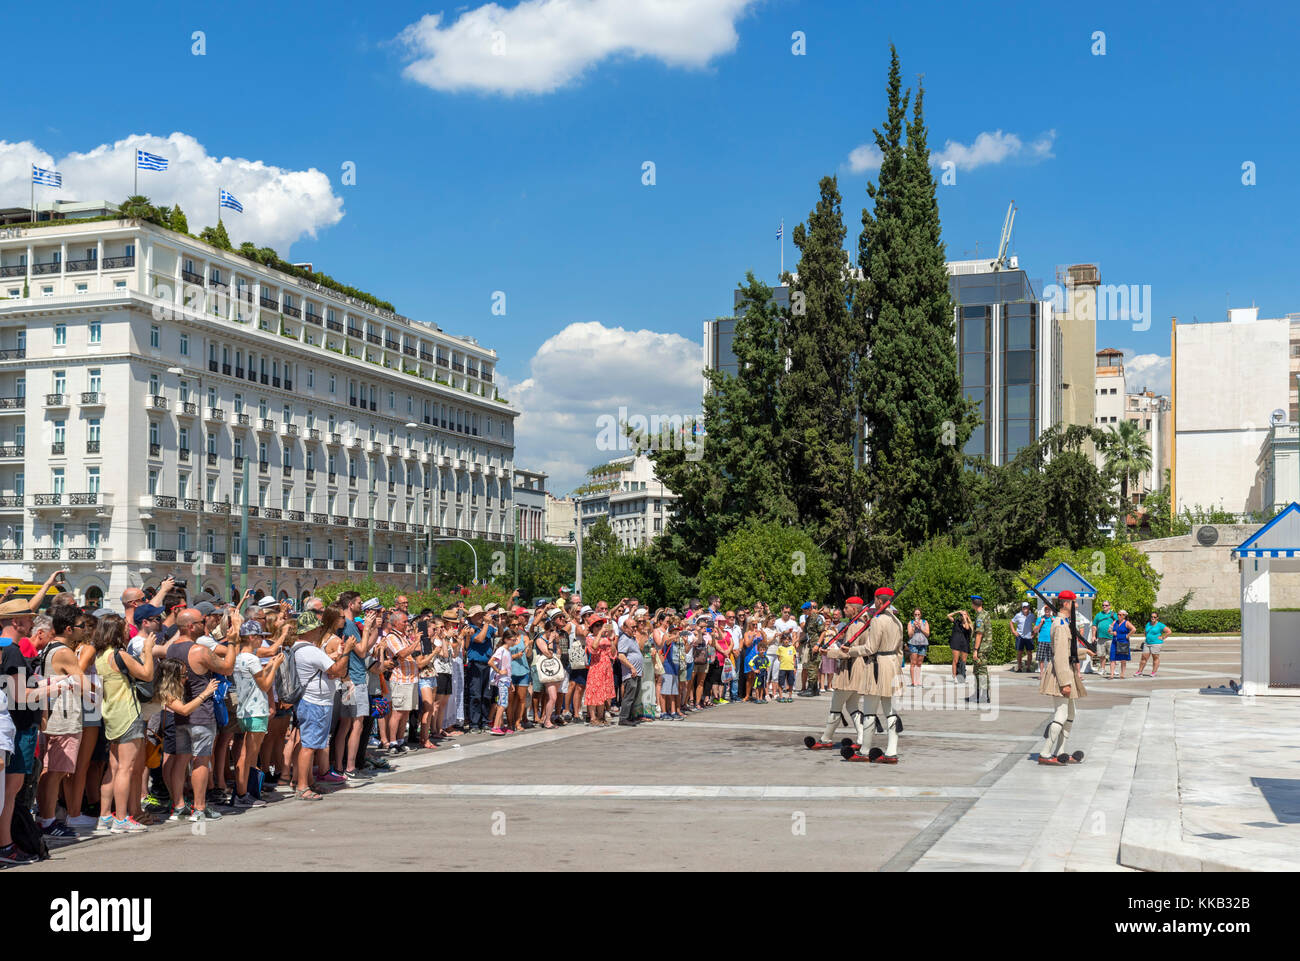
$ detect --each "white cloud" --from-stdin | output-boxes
[846,143,883,174]
[505,321,703,493]
[844,128,1056,175]
[1123,351,1171,397]
[397,0,757,95]
[0,133,343,253]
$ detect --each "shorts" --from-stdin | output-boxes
[1015,637,1035,653]
[569,668,588,686]
[660,673,679,696]
[683,662,694,682]
[296,700,332,750]
[419,676,437,692]
[777,669,795,688]
[436,674,453,695]
[113,715,146,745]
[1036,641,1052,664]
[705,663,722,687]
[7,725,37,775]
[390,682,417,713]
[511,674,530,690]
[173,721,217,758]
[239,716,269,733]
[43,732,81,774]
[1145,639,1163,648]
[344,682,369,718]
[496,679,510,708]
[950,636,971,654]
[819,659,836,676]
[908,644,929,657]
[162,712,176,754]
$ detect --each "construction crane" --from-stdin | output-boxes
[991,201,1016,271]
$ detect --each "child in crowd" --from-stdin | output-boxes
[233,621,281,807]
[749,645,771,703]
[775,631,797,703]
[488,632,512,736]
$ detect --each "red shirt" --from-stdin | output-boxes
[18,636,35,658]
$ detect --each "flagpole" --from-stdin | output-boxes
[134,150,137,197]
[779,219,783,278]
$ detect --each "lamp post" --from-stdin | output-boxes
[406,422,436,591]
[167,366,204,585]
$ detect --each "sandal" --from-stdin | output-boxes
[296,789,323,801]
[422,741,438,750]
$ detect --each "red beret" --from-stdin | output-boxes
[875,587,894,599]
[845,596,864,605]
[1058,590,1077,600]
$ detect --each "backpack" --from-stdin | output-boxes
[211,675,233,727]
[114,648,159,703]
[568,636,589,669]
[276,645,305,705]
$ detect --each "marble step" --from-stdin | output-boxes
[1064,699,1146,871]
[1019,704,1128,871]
[910,705,1118,871]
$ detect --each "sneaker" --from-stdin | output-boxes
[489,727,507,736]
[317,771,346,784]
[39,820,77,839]
[109,817,149,834]
[190,806,223,822]
[168,804,193,821]
[238,793,268,808]
[394,743,409,755]
[0,843,38,865]
[96,815,116,832]
[141,793,169,811]
[66,814,99,829]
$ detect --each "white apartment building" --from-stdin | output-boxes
[1173,308,1290,515]
[575,454,677,549]
[514,468,547,542]
[545,492,576,546]
[0,217,517,605]
[1093,347,1170,499]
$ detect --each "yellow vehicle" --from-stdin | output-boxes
[0,578,67,609]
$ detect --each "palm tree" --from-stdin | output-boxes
[1102,419,1153,532]
[117,195,165,225]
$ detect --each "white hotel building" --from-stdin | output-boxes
[0,217,517,605]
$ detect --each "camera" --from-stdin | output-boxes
[173,579,188,589]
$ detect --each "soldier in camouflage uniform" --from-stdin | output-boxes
[798,602,825,697]
[970,596,991,703]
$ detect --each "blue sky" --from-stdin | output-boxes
[4,0,1297,490]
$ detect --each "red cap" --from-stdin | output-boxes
[875,587,894,599]
[845,596,864,606]
[1058,590,1077,601]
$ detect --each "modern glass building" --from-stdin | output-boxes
[949,260,1060,465]
[702,284,791,391]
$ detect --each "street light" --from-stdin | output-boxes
[406,421,436,590]
[166,366,203,584]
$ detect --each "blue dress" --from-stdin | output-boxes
[1110,620,1131,662]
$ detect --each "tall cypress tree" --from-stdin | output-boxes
[858,47,973,571]
[779,176,867,592]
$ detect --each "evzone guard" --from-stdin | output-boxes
[803,596,870,753]
[1037,588,1087,765]
[841,587,905,763]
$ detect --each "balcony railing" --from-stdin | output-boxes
[178,448,190,462]
[206,407,225,422]
[305,469,314,481]
[51,442,64,455]
[32,262,60,275]
[329,433,341,445]
[403,345,416,356]
[347,326,363,338]
[352,560,367,571]
[182,498,199,512]
[34,548,61,560]
[263,508,282,520]
[0,496,20,508]
[180,402,197,416]
[307,428,321,441]
[103,255,134,269]
[258,419,275,432]
[68,492,103,506]
[33,493,63,506]
[149,443,161,457]
[392,521,406,533]
[282,304,301,319]
[153,549,177,561]
[258,460,269,473]
[207,501,231,515]
[146,395,169,411]
[352,518,368,529]
[0,265,25,278]
[366,333,381,345]
[332,515,348,526]
[374,561,389,572]
[385,339,400,350]
[281,465,292,478]
[313,558,328,569]
[260,296,279,310]
[0,444,21,457]
[69,548,97,560]
[45,393,67,407]
[151,495,177,509]
[310,512,327,525]
[206,452,217,467]
[0,549,20,560]
[64,257,96,273]
[0,397,22,409]
[304,311,322,326]
[237,413,251,426]
[233,456,244,470]
[375,520,389,531]
[332,559,346,570]
[81,391,104,405]
[181,269,204,285]
[327,472,337,484]
[327,319,344,333]
[288,510,304,522]
[282,423,298,436]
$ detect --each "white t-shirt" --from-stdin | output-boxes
[292,642,336,706]
[774,617,799,638]
[196,633,219,651]
[234,652,271,719]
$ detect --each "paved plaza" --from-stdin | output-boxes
[21,636,1292,873]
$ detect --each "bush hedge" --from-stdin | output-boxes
[919,619,1016,665]
[1159,608,1241,634]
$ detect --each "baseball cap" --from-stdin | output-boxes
[132,604,166,626]
[296,611,322,634]
[635,607,647,617]
[801,602,812,610]
[361,597,382,612]
[239,620,267,637]
[90,607,120,620]
[1021,601,1030,608]
[511,606,528,616]
[195,601,218,617]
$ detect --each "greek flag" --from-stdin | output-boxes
[219,189,243,213]
[136,149,168,171]
[32,164,62,187]
[776,219,782,240]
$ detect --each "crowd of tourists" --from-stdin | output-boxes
[0,575,862,865]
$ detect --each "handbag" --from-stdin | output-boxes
[536,652,564,685]
[1115,638,1130,658]
[568,636,589,669]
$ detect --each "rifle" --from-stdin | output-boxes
[820,575,916,652]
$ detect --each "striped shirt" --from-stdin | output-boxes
[385,630,418,685]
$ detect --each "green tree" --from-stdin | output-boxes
[580,517,620,574]
[856,49,974,575]
[1100,419,1152,536]
[697,521,831,609]
[199,220,233,250]
[118,195,165,225]
[893,537,996,627]
[779,176,867,593]
[168,204,189,234]
[515,541,576,603]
